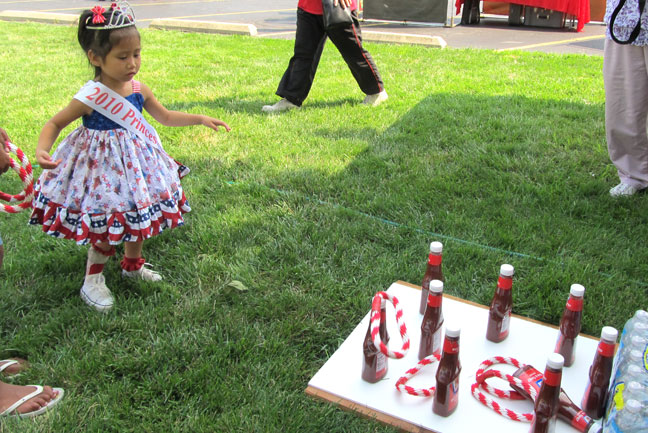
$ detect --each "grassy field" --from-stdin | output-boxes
[0,21,645,432]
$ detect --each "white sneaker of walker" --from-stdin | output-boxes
[80,274,114,313]
[363,90,388,106]
[122,263,162,282]
[609,182,639,197]
[261,98,298,113]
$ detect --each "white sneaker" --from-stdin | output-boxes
[610,182,639,197]
[261,98,298,113]
[122,263,162,282]
[80,274,114,312]
[363,90,388,106]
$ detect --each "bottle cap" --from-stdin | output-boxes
[429,279,444,293]
[601,326,618,343]
[630,335,648,347]
[569,284,585,297]
[500,264,514,277]
[634,309,648,323]
[445,324,461,338]
[628,364,643,376]
[629,350,644,363]
[633,322,648,333]
[430,241,443,254]
[627,381,644,393]
[626,399,642,413]
[547,353,564,369]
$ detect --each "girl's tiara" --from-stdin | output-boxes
[86,1,136,30]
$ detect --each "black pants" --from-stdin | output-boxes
[276,8,384,106]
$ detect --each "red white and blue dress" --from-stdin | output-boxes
[29,80,190,245]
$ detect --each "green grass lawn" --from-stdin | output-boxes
[0,21,645,432]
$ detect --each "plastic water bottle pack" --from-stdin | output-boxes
[603,310,648,433]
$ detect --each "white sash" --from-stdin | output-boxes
[74,80,161,146]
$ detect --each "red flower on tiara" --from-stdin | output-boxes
[91,6,106,24]
[111,3,117,9]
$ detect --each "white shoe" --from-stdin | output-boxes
[122,263,162,282]
[609,182,640,197]
[363,90,388,106]
[261,98,298,113]
[80,274,114,312]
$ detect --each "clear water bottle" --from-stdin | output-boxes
[615,399,646,432]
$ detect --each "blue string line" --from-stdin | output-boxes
[226,180,648,288]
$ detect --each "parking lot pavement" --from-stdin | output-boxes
[0,0,604,55]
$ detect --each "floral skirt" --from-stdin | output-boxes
[29,126,191,245]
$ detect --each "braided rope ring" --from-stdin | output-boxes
[0,142,34,213]
[370,291,410,359]
[471,356,538,422]
[395,354,441,397]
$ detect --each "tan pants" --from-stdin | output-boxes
[604,39,648,189]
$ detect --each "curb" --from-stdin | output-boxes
[363,31,447,48]
[149,18,257,36]
[0,11,444,47]
[0,10,77,25]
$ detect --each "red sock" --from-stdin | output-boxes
[121,256,145,272]
[87,245,115,276]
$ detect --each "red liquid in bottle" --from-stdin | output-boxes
[512,364,598,433]
[486,264,514,342]
[419,242,444,315]
[555,284,584,367]
[581,326,618,419]
[418,280,444,360]
[362,297,389,383]
[529,354,564,433]
[433,326,461,417]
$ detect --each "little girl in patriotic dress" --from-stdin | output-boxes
[30,2,230,312]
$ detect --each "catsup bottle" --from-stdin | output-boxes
[529,353,564,433]
[433,325,461,417]
[512,364,601,433]
[419,242,444,314]
[418,279,444,360]
[361,296,389,383]
[581,326,618,419]
[554,284,585,367]
[486,264,515,342]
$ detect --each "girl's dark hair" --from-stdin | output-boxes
[77,8,139,78]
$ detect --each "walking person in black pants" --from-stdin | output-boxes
[262,0,387,112]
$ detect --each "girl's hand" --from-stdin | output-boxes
[201,116,231,132]
[0,127,9,146]
[36,149,62,169]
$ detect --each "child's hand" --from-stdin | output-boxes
[201,116,231,132]
[36,149,62,169]
[0,127,9,146]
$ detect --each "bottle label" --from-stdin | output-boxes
[497,276,513,290]
[448,377,460,411]
[598,341,615,357]
[566,297,583,312]
[427,294,442,307]
[376,352,387,379]
[518,367,544,393]
[500,312,511,338]
[544,369,562,387]
[428,253,442,266]
[443,339,459,354]
[432,330,443,357]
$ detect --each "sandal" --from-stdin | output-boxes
[0,385,65,418]
[0,359,28,378]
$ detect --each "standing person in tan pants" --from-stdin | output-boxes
[604,0,648,197]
